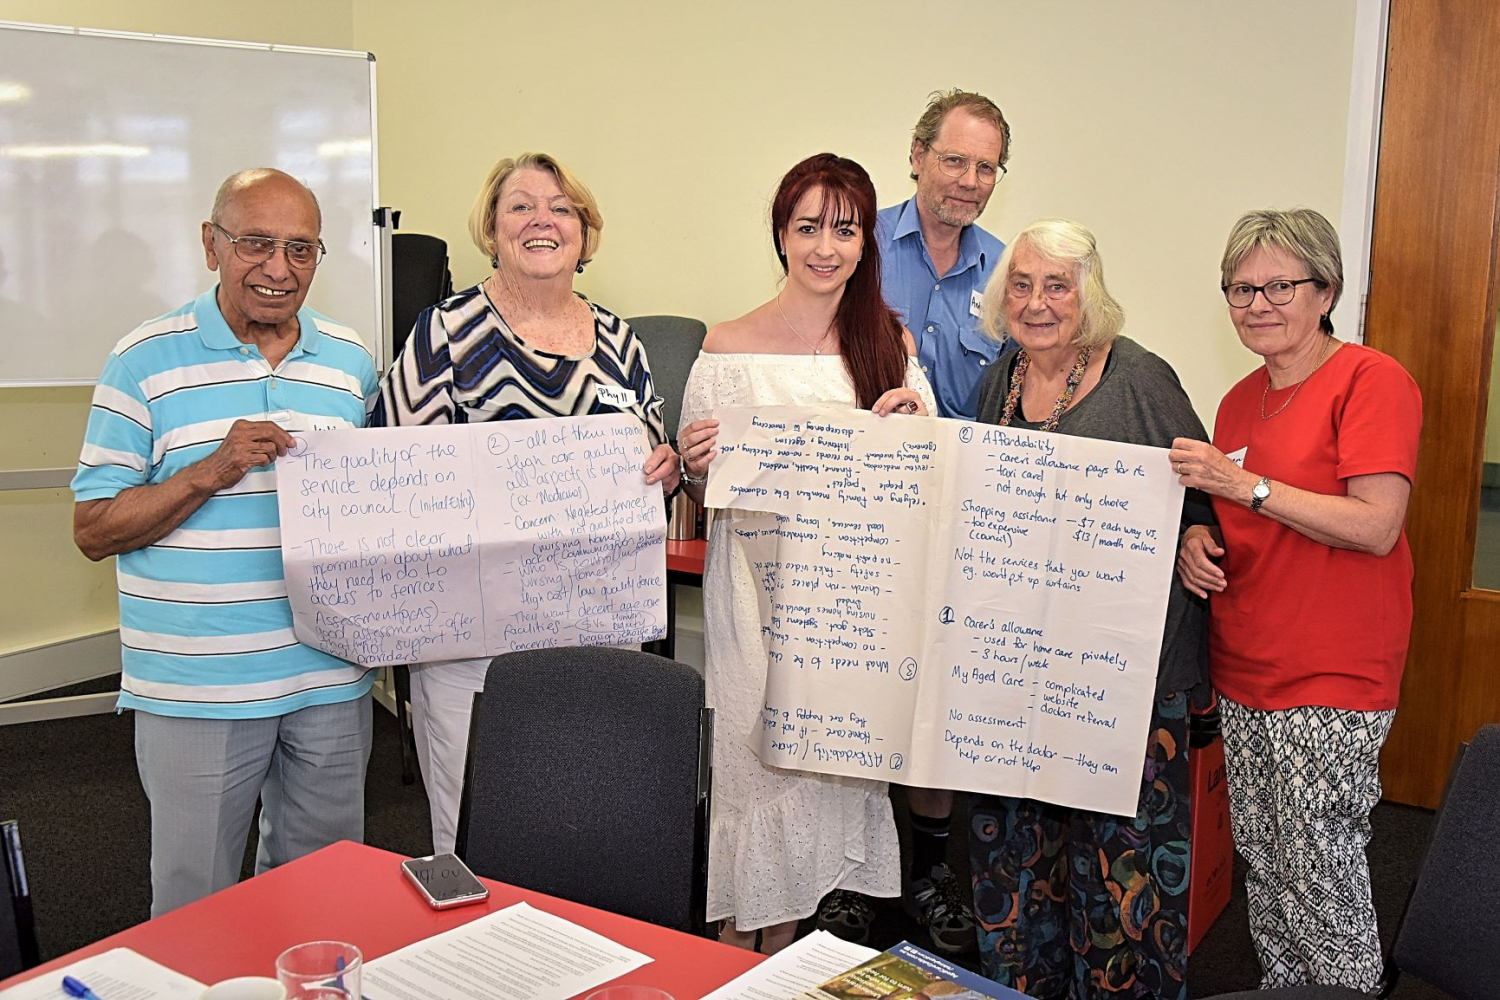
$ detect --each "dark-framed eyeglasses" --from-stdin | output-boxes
[929,149,1006,185]
[1222,277,1324,308]
[212,223,325,270]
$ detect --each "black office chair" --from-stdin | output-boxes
[388,232,452,784]
[391,232,452,357]
[454,647,713,934]
[624,315,707,442]
[1205,723,1500,1000]
[1,820,39,978]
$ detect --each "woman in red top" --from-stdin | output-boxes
[1168,208,1421,993]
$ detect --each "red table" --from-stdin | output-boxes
[2,841,761,997]
[650,538,707,659]
[666,537,706,579]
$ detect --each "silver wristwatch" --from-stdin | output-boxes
[1250,476,1272,513]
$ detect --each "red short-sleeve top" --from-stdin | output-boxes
[1208,343,1422,711]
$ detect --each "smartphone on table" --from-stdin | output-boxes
[400,852,491,909]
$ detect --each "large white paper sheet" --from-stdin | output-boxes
[0,948,204,1000]
[362,901,652,1000]
[705,405,1184,816]
[276,414,667,665]
[699,931,878,1000]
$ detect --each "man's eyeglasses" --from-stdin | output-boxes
[929,150,1006,185]
[1221,277,1324,308]
[212,223,325,270]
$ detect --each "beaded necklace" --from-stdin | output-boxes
[997,347,1092,431]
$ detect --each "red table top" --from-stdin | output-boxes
[2,841,760,997]
[666,538,707,578]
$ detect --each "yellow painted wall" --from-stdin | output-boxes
[0,1,353,47]
[0,1,355,656]
[0,389,115,655]
[354,0,1358,416]
[3,0,1362,657]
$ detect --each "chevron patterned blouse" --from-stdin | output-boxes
[371,284,666,448]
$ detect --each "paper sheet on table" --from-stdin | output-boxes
[705,405,1184,817]
[0,947,204,1000]
[362,901,652,1000]
[276,414,668,665]
[699,931,878,1000]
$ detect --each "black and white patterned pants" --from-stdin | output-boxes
[1219,697,1395,992]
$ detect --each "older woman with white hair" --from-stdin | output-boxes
[1170,208,1421,992]
[967,219,1213,1000]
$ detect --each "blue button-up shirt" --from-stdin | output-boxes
[877,197,1009,420]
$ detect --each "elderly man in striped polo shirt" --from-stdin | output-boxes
[72,168,379,916]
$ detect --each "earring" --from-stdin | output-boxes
[576,261,586,274]
[490,255,498,268]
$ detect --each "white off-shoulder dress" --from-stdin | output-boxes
[680,352,937,930]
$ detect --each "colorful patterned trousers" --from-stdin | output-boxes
[969,693,1191,1000]
[1218,696,1395,992]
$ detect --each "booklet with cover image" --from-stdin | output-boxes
[797,941,1026,1000]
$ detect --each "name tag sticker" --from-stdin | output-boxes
[1225,446,1248,468]
[595,384,635,408]
[970,289,984,318]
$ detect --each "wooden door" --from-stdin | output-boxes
[1365,0,1500,807]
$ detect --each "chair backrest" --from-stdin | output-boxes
[1390,723,1500,999]
[624,315,707,442]
[391,233,452,357]
[1,820,39,978]
[455,647,712,933]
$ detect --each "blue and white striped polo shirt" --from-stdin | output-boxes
[72,288,379,719]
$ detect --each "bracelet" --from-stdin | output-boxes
[681,468,708,486]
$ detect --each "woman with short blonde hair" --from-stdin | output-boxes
[373,151,678,855]
[468,152,604,269]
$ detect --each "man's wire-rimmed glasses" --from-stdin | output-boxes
[212,223,326,270]
[929,149,1006,186]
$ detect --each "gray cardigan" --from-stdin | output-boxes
[976,336,1213,699]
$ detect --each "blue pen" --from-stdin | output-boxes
[61,976,104,1000]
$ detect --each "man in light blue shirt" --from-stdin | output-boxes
[72,168,378,916]
[877,90,1013,422]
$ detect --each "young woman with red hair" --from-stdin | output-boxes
[678,153,933,952]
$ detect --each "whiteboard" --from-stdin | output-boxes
[0,22,384,386]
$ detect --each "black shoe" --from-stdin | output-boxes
[905,864,978,956]
[816,889,876,945]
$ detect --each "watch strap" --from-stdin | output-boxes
[1250,476,1272,513]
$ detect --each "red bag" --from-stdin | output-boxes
[1188,701,1233,953]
